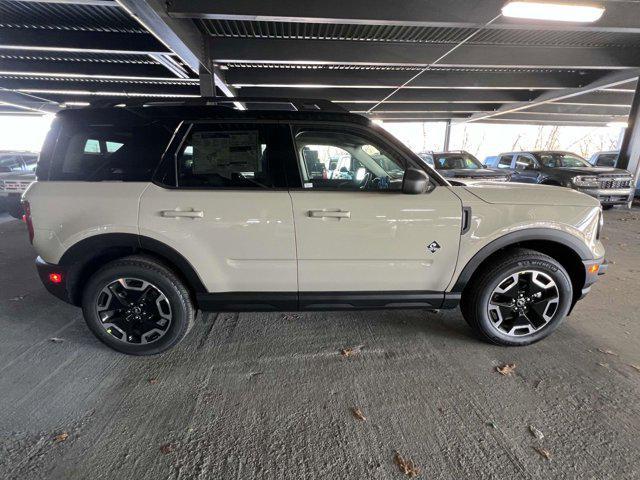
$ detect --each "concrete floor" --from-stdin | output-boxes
[0,209,639,480]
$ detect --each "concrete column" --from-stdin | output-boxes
[617,81,640,188]
[443,120,452,151]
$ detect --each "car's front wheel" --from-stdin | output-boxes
[81,256,195,355]
[461,249,572,346]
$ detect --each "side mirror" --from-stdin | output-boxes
[402,168,430,194]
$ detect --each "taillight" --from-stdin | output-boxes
[22,200,34,244]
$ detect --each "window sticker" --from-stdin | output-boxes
[191,131,261,175]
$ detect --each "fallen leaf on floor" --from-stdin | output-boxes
[393,452,421,478]
[534,379,544,389]
[10,294,26,301]
[247,371,263,378]
[281,313,301,321]
[529,425,544,441]
[53,432,69,443]
[496,363,516,376]
[340,345,363,357]
[597,362,609,368]
[597,348,618,356]
[487,421,497,429]
[534,446,552,460]
[351,408,367,421]
[148,378,159,384]
[159,443,174,455]
[627,364,640,372]
[49,337,64,343]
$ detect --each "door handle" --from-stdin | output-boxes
[308,209,351,219]
[161,209,204,218]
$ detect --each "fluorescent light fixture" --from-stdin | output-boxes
[502,2,605,23]
[607,121,628,128]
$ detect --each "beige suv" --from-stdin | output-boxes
[23,101,607,355]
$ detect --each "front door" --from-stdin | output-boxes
[512,154,541,183]
[289,126,463,297]
[139,122,299,296]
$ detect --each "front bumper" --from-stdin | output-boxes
[35,257,73,304]
[575,187,633,205]
[578,258,607,301]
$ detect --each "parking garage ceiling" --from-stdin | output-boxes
[0,0,639,125]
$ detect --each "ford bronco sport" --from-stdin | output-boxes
[23,99,607,355]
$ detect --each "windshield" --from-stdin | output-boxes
[432,153,483,170]
[535,153,591,168]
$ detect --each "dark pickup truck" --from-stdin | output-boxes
[486,151,634,209]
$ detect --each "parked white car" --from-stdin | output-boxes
[23,102,607,355]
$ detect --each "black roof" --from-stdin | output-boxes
[57,104,372,126]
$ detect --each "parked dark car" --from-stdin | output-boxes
[486,151,634,209]
[589,150,639,196]
[418,151,511,184]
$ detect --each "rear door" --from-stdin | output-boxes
[139,121,299,296]
[288,125,463,296]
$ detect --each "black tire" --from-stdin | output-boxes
[460,248,572,346]
[7,199,23,219]
[602,205,614,210]
[81,255,195,355]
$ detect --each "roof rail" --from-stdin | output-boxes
[87,97,347,113]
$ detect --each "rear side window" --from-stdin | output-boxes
[49,121,175,181]
[175,123,295,189]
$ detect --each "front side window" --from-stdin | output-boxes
[515,155,536,170]
[176,123,293,189]
[295,129,406,191]
[595,153,618,167]
[536,153,591,168]
[0,155,22,172]
[498,155,513,169]
[433,153,483,170]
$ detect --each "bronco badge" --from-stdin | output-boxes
[427,241,441,253]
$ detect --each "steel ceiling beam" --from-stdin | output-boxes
[527,103,630,116]
[0,78,199,96]
[463,69,640,123]
[0,57,174,78]
[226,68,606,90]
[0,28,168,55]
[117,0,237,98]
[347,103,499,113]
[235,87,540,103]
[0,88,60,113]
[210,38,640,70]
[168,0,640,34]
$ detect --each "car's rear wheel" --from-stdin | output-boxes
[461,248,572,346]
[81,256,195,355]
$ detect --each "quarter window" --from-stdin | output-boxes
[50,122,176,181]
[294,130,406,191]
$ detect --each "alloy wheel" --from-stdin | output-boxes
[487,270,560,337]
[96,277,172,344]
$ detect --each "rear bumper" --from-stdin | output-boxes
[35,257,73,304]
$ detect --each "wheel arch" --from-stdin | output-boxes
[58,233,207,306]
[452,229,591,308]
